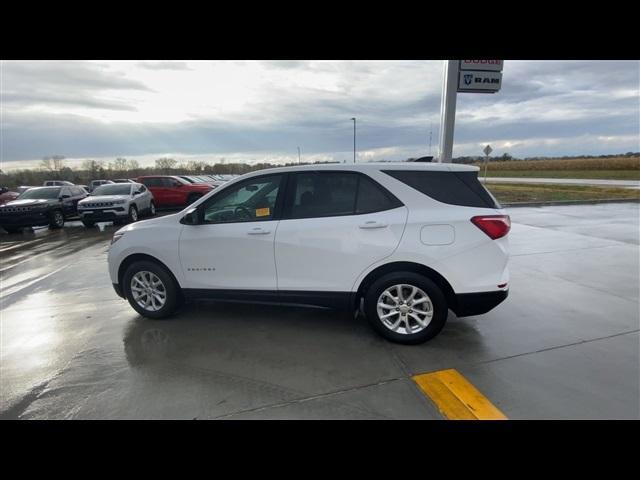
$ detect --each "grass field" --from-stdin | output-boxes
[482,170,640,180]
[486,182,640,203]
[473,156,640,180]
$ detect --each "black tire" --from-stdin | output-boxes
[127,205,139,223]
[49,209,65,229]
[186,193,202,205]
[82,220,95,228]
[2,226,21,234]
[363,271,448,345]
[122,260,179,319]
[148,201,156,217]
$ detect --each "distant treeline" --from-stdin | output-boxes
[0,156,341,189]
[1,153,639,189]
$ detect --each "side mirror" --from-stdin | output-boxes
[60,194,71,200]
[134,190,142,195]
[174,182,183,188]
[180,207,199,225]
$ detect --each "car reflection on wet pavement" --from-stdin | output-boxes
[1,203,639,419]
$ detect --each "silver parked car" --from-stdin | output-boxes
[77,182,155,227]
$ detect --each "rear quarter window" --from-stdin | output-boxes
[382,170,500,209]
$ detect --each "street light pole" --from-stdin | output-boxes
[351,117,356,163]
[297,146,301,164]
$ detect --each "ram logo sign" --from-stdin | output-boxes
[457,71,502,93]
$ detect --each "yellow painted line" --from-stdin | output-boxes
[412,368,508,420]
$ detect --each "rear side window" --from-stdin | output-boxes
[141,178,161,187]
[382,170,500,209]
[284,172,403,219]
[356,174,403,214]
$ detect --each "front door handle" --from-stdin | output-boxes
[247,227,271,235]
[359,221,388,229]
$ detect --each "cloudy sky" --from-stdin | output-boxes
[1,60,638,170]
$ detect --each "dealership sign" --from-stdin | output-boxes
[457,60,503,93]
[460,60,503,72]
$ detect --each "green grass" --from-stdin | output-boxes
[483,170,640,180]
[486,182,640,203]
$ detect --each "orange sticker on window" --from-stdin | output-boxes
[256,207,270,217]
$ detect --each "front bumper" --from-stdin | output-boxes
[0,211,51,227]
[452,289,509,317]
[79,207,126,221]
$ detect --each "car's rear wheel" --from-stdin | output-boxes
[2,226,21,234]
[49,210,64,229]
[123,260,179,319]
[149,201,156,216]
[363,272,448,344]
[82,220,95,228]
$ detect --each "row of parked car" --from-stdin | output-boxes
[0,174,239,233]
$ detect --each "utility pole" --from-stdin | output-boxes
[429,122,433,156]
[297,146,301,164]
[350,117,356,163]
[438,60,459,163]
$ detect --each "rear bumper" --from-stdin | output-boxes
[452,289,508,317]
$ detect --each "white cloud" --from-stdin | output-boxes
[1,60,638,168]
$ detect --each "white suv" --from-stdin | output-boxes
[108,163,510,344]
[79,182,156,227]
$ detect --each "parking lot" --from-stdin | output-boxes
[1,202,638,419]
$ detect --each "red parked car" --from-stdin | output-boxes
[136,176,212,208]
[0,187,19,205]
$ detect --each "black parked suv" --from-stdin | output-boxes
[0,186,87,233]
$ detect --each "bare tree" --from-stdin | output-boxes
[112,158,128,171]
[155,158,177,173]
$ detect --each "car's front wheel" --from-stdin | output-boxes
[123,260,179,319]
[2,226,21,234]
[149,201,156,216]
[363,272,448,345]
[49,209,64,229]
[127,205,138,223]
[82,220,95,228]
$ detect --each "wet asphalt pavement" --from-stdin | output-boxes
[1,203,638,419]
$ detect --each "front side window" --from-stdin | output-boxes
[200,175,283,224]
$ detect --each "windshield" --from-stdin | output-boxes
[19,187,61,199]
[92,184,132,196]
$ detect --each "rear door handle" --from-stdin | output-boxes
[247,227,271,235]
[359,221,388,229]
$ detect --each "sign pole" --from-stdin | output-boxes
[438,60,459,163]
[482,144,493,184]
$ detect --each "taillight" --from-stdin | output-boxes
[471,215,511,240]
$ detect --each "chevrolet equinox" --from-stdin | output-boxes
[108,163,510,344]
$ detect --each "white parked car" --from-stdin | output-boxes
[78,182,155,227]
[108,163,510,344]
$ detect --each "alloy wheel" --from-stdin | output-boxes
[376,284,434,335]
[130,271,167,312]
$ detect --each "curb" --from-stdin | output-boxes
[502,198,640,208]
